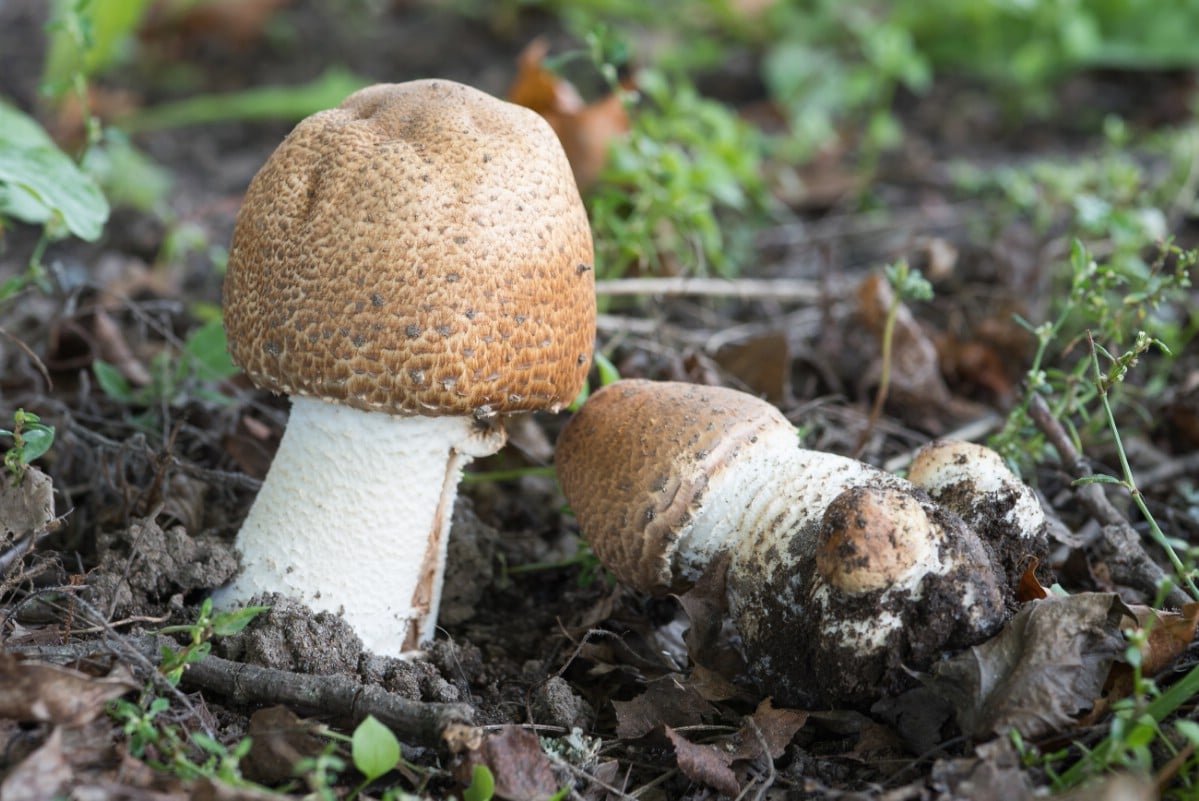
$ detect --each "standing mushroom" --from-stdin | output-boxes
[555,380,1045,706]
[214,80,596,657]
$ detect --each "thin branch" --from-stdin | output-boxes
[6,635,477,749]
[1027,392,1191,608]
[595,277,835,301]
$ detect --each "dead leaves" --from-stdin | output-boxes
[0,656,142,800]
[455,725,561,801]
[507,39,629,192]
[929,593,1128,741]
[0,653,136,726]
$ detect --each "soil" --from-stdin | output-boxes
[2,1,1199,799]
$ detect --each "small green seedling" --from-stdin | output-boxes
[350,715,402,797]
[156,598,269,685]
[461,764,496,801]
[1,409,56,482]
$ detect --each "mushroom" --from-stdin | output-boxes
[555,380,1042,706]
[214,80,596,657]
[907,439,1048,585]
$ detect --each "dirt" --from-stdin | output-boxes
[2,0,1199,799]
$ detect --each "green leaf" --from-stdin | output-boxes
[1176,719,1199,746]
[351,715,401,782]
[184,318,239,383]
[120,68,371,132]
[462,764,496,801]
[93,360,134,402]
[593,351,621,386]
[0,101,109,240]
[18,425,55,464]
[1074,474,1125,486]
[210,605,270,637]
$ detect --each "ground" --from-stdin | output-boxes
[2,1,1199,799]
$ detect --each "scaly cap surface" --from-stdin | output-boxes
[224,79,596,416]
[555,379,797,593]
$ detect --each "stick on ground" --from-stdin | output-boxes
[1027,392,1191,609]
[6,636,478,750]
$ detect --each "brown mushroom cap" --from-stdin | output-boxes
[555,379,796,594]
[224,79,596,416]
[815,486,941,595]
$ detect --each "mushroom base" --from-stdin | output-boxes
[211,396,506,657]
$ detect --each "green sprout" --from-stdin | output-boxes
[1,409,56,482]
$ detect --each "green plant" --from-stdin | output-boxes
[0,409,56,482]
[991,240,1196,477]
[0,99,110,300]
[109,601,267,787]
[156,598,268,684]
[854,259,933,455]
[350,715,402,798]
[588,60,770,279]
[92,316,240,429]
[761,0,931,164]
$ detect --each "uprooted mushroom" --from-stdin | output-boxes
[554,379,1048,707]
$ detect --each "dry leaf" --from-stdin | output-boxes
[1103,602,1199,701]
[927,593,1127,740]
[0,654,137,726]
[140,0,291,53]
[929,737,1036,801]
[611,675,716,739]
[856,272,951,415]
[713,331,792,404]
[508,38,629,192]
[678,551,744,680]
[242,706,327,785]
[664,726,740,797]
[1015,558,1051,602]
[0,727,72,801]
[0,465,55,538]
[455,725,559,801]
[730,698,808,762]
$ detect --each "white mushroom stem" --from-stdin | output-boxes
[211,396,506,657]
[673,435,912,642]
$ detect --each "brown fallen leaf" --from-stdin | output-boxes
[0,727,72,801]
[0,654,137,726]
[713,331,792,405]
[731,698,808,762]
[611,674,717,740]
[926,593,1127,740]
[929,738,1037,801]
[508,38,629,192]
[1015,558,1052,602]
[0,465,55,539]
[454,725,560,801]
[241,706,327,785]
[665,725,740,797]
[140,0,291,53]
[678,551,745,681]
[1101,602,1199,703]
[856,271,951,418]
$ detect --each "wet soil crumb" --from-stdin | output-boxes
[85,512,238,617]
[216,594,363,676]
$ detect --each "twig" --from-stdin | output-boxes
[595,276,835,301]
[1026,392,1191,608]
[5,635,477,749]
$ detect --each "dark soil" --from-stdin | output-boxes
[2,1,1199,799]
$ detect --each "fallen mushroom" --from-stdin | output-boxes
[555,379,1047,706]
[214,80,596,657]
